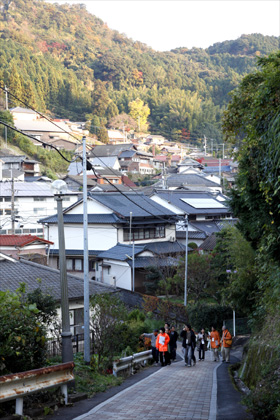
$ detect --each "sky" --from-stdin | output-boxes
[49,0,280,51]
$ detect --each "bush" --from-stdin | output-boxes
[0,289,48,374]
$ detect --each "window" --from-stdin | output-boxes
[66,258,83,271]
[5,209,11,215]
[34,197,46,201]
[4,197,11,202]
[123,226,165,241]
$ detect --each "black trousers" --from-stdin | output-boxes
[170,344,177,360]
[198,343,205,360]
[159,351,170,366]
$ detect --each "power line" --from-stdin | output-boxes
[0,85,82,145]
[0,119,74,163]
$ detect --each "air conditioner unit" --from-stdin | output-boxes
[170,236,175,242]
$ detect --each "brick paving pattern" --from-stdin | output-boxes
[75,347,219,420]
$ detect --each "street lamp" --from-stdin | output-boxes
[51,180,73,363]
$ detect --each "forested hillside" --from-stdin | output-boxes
[0,0,279,143]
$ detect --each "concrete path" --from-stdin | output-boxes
[73,347,220,420]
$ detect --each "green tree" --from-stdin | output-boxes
[223,52,280,259]
[90,293,128,370]
[0,288,48,374]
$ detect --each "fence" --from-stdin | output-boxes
[0,362,74,417]
[224,317,251,335]
[113,350,152,377]
[47,332,94,357]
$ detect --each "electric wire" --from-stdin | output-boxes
[0,119,73,163]
[1,88,184,224]
[0,85,82,145]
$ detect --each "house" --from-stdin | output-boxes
[177,158,204,173]
[40,191,182,291]
[0,155,41,178]
[0,181,78,236]
[10,107,39,122]
[97,241,186,293]
[107,129,126,144]
[0,252,116,336]
[67,156,121,176]
[150,190,234,247]
[13,118,79,151]
[151,173,222,192]
[89,143,136,158]
[0,234,53,263]
[118,150,154,174]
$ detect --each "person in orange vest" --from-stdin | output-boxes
[221,325,232,363]
[156,327,170,367]
[210,326,220,361]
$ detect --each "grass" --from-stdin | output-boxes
[48,353,123,398]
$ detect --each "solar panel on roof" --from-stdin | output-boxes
[180,198,226,209]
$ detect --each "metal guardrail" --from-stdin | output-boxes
[0,362,75,416]
[113,350,152,377]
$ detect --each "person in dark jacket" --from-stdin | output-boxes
[196,328,208,361]
[169,325,178,361]
[180,324,196,367]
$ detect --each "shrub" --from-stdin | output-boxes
[0,289,48,374]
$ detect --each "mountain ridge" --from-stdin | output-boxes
[0,0,279,143]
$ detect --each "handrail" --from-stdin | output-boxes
[0,362,75,416]
[113,350,152,377]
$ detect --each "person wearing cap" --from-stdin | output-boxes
[142,329,159,365]
[156,327,170,366]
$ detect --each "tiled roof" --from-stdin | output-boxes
[98,241,185,261]
[198,233,217,251]
[98,243,146,261]
[176,230,207,240]
[10,107,37,114]
[49,249,101,256]
[153,191,230,215]
[119,150,136,158]
[0,235,53,247]
[191,219,237,235]
[0,181,54,197]
[143,241,185,254]
[39,213,125,224]
[128,256,178,268]
[90,192,176,218]
[0,257,115,302]
[89,144,135,157]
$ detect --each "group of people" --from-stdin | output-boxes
[142,323,232,367]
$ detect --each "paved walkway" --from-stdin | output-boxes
[73,346,220,420]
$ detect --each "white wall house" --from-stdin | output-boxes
[150,190,234,247]
[40,192,183,291]
[0,182,79,236]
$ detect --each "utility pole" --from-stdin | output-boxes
[211,139,213,156]
[162,162,166,189]
[4,85,8,148]
[129,212,132,245]
[222,143,225,160]
[55,187,73,363]
[82,135,90,364]
[11,175,15,234]
[132,240,135,292]
[204,135,207,156]
[184,215,188,307]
